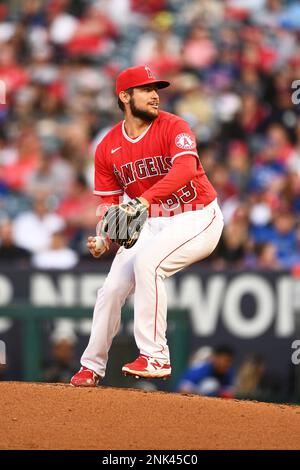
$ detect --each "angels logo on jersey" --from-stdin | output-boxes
[175,133,196,150]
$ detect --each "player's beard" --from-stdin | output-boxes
[129,96,158,123]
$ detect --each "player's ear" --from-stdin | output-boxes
[119,90,131,105]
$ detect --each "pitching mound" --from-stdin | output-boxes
[0,382,300,450]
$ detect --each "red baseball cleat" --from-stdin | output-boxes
[70,366,100,387]
[122,355,171,379]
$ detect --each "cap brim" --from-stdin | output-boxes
[136,79,170,90]
[155,80,170,89]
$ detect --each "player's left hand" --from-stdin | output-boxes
[137,196,150,208]
[101,198,149,249]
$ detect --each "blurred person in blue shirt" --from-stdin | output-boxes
[251,208,300,269]
[267,210,300,268]
[176,345,235,398]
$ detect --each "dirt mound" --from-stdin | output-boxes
[0,382,299,449]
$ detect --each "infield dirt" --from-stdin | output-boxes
[0,382,299,449]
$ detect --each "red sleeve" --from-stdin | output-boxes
[141,155,198,205]
[94,142,124,197]
[98,194,121,205]
[168,118,199,166]
[95,195,121,232]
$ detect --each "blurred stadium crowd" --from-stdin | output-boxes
[1,0,300,270]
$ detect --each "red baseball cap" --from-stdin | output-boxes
[116,65,170,95]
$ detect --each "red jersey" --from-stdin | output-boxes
[94,111,217,216]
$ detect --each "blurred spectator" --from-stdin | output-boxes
[13,193,65,253]
[248,143,287,195]
[57,174,98,250]
[133,11,181,74]
[182,24,217,70]
[213,204,249,267]
[235,92,269,138]
[176,345,235,397]
[209,163,238,204]
[253,242,281,269]
[180,0,225,28]
[235,354,266,398]
[251,0,284,28]
[57,174,98,230]
[266,123,295,164]
[65,3,118,58]
[280,171,300,214]
[43,333,77,383]
[31,230,78,269]
[226,141,250,194]
[173,73,215,140]
[26,150,75,198]
[94,0,132,27]
[279,0,300,30]
[0,42,28,101]
[235,354,282,401]
[269,210,300,268]
[0,218,31,264]
[0,124,41,192]
[130,0,167,15]
[48,0,79,48]
[186,345,213,366]
[251,208,300,268]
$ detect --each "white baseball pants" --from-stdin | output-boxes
[81,198,224,377]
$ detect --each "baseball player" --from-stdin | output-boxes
[71,65,224,387]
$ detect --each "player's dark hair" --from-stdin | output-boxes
[214,345,235,357]
[118,88,134,111]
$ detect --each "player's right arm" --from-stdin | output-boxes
[140,118,199,206]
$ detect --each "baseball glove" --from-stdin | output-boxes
[100,198,148,249]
